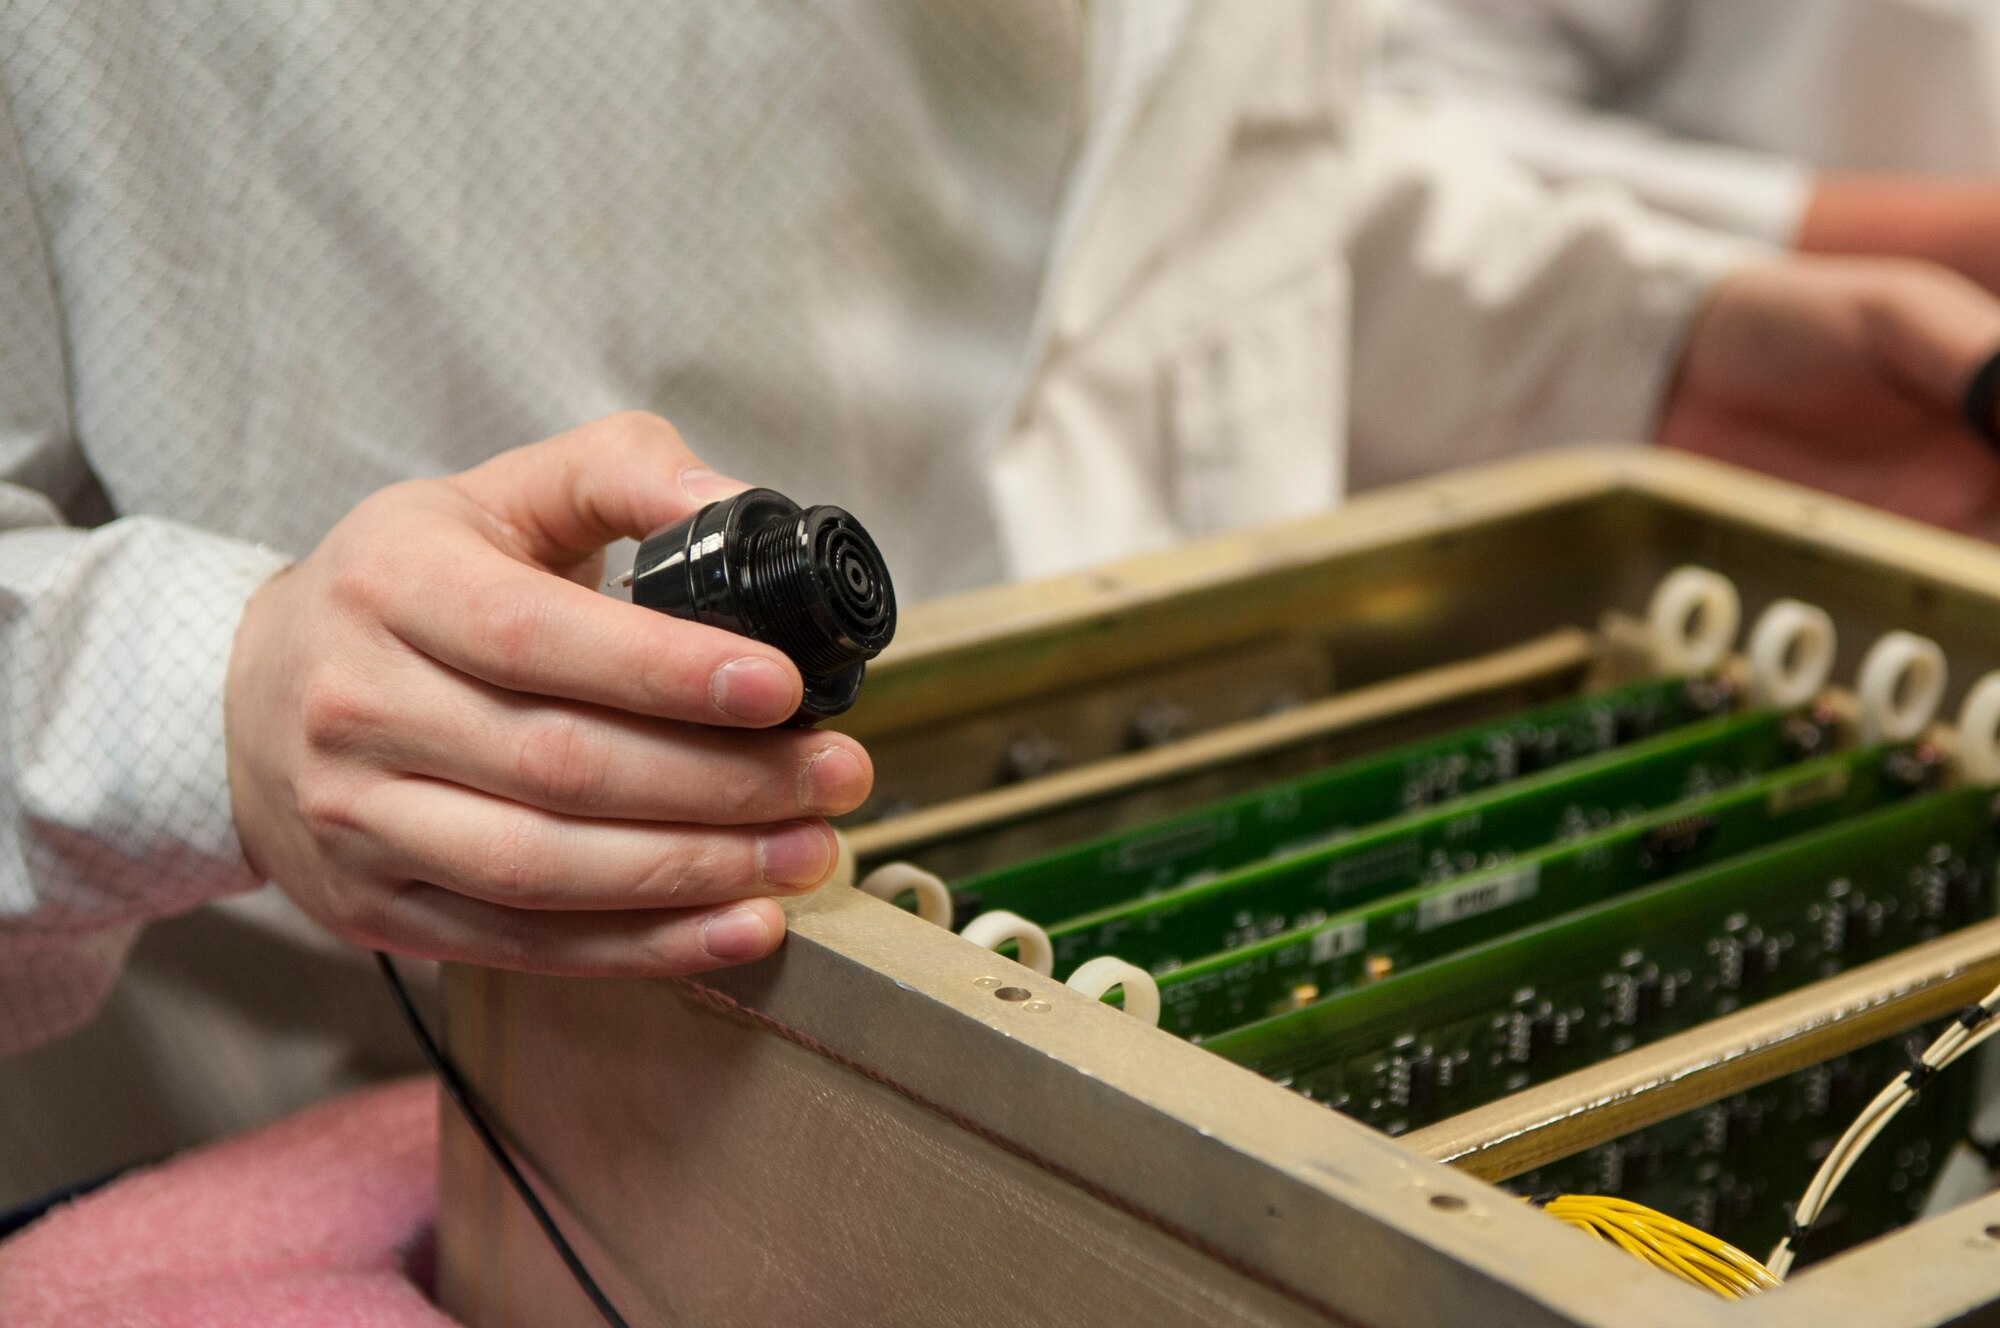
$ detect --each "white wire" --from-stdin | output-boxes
[1767,981,2000,1277]
[1771,1012,1995,1275]
[1813,1016,2000,1209]
[1829,1014,2000,1188]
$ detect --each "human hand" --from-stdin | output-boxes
[1801,175,2000,297]
[224,412,872,975]
[1659,256,2000,535]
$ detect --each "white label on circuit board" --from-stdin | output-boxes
[1417,863,1541,932]
[1310,919,1366,964]
[1766,763,1851,815]
[1114,821,1219,872]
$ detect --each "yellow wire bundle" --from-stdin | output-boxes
[1538,1195,1783,1299]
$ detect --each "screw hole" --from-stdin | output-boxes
[1984,1223,2000,1241]
[993,986,1033,1003]
[1429,1194,1468,1212]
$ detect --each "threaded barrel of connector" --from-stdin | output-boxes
[741,516,834,673]
[740,507,894,679]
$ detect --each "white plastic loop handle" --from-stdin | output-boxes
[829,828,858,892]
[857,862,955,929]
[1856,631,1948,744]
[1647,566,1741,677]
[1958,673,2000,786]
[1065,956,1162,1028]
[960,909,1055,977]
[1746,599,1837,710]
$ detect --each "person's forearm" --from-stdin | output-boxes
[1799,175,2000,297]
[0,513,289,1053]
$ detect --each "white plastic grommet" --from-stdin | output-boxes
[857,862,954,929]
[1647,566,1741,676]
[1957,673,2000,786]
[960,909,1055,977]
[1065,956,1162,1028]
[1746,600,1837,710]
[1856,631,1948,744]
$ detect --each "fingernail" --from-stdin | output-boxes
[710,657,796,724]
[800,745,867,814]
[701,905,775,961]
[679,466,748,504]
[757,820,833,889]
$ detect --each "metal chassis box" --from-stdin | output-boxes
[438,445,2000,1328]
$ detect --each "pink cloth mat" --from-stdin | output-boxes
[0,1075,457,1327]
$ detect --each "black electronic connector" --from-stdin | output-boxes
[628,488,897,723]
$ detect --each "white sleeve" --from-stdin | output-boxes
[0,94,289,1053]
[1379,0,1812,246]
[1343,97,1769,493]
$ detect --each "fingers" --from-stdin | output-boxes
[374,523,804,725]
[360,662,872,822]
[367,884,787,976]
[240,411,864,981]
[1874,265,2000,406]
[451,411,750,565]
[365,413,796,725]
[340,777,841,911]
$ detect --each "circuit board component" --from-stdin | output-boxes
[869,580,1996,1279]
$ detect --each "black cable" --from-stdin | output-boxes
[375,952,634,1328]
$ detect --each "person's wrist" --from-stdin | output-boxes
[223,564,298,883]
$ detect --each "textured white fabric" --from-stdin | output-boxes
[1380,0,2000,244]
[0,0,1086,1060]
[1344,98,1759,491]
[989,2,1753,580]
[0,0,1746,1196]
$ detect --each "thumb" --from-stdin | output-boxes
[451,411,750,566]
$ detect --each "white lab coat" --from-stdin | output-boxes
[0,0,1747,1201]
[1381,0,2000,244]
[995,2,1752,578]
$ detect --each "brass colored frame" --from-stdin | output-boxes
[439,446,2000,1328]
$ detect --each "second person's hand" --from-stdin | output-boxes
[1660,255,2000,535]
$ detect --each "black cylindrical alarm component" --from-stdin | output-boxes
[628,488,897,724]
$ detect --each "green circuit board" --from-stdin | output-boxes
[1148,742,1937,1039]
[920,650,2000,1264]
[1045,705,1827,974]
[929,652,1999,1260]
[951,673,1730,928]
[1508,1034,1973,1269]
[1203,787,1999,1135]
